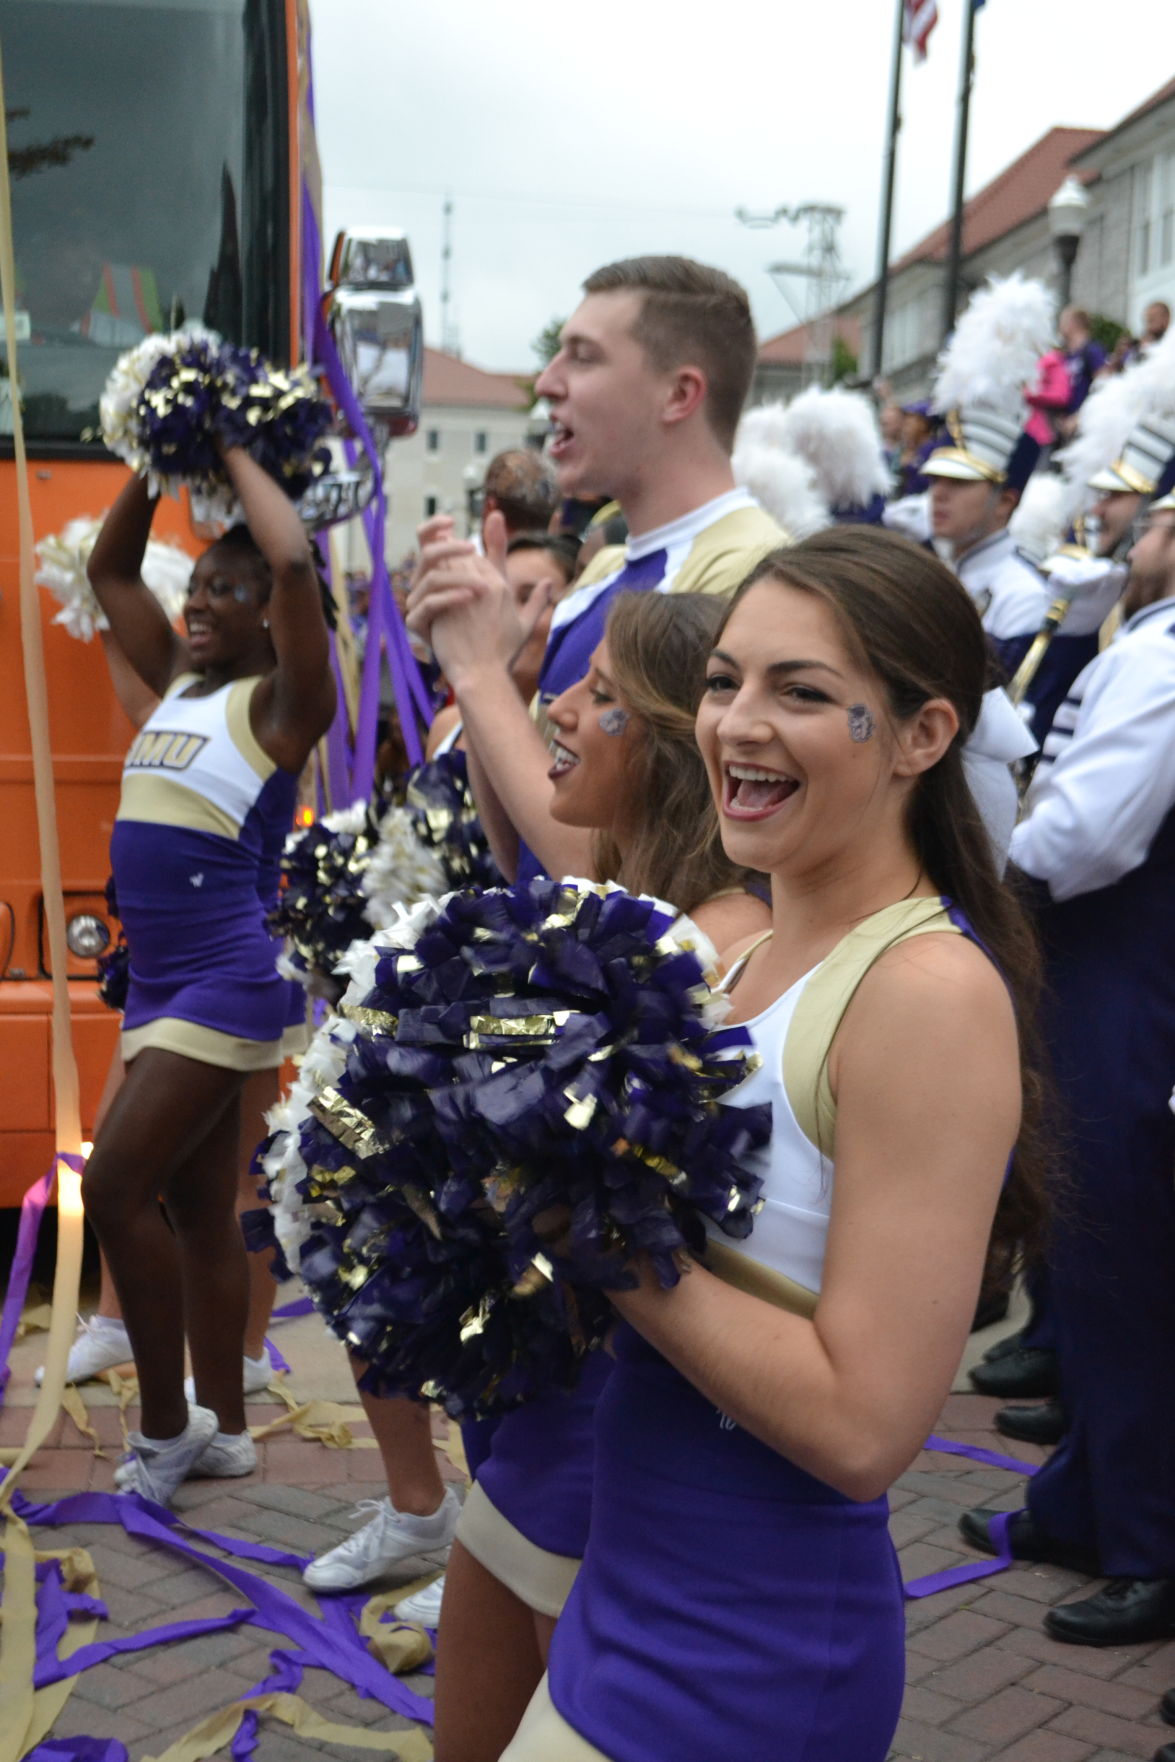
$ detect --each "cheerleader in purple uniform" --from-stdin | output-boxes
[503,528,1046,1762]
[433,590,770,1762]
[82,446,335,1504]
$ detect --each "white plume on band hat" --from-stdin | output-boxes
[733,387,889,529]
[924,273,1055,485]
[1061,325,1175,516]
[768,386,891,512]
[732,416,829,539]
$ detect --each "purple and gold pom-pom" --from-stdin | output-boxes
[100,324,331,509]
[283,878,769,1416]
[269,801,378,1001]
[404,748,504,892]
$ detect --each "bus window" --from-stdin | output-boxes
[2,0,289,446]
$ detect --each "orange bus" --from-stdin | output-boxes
[0,0,418,1203]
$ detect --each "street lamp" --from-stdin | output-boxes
[1047,176,1090,310]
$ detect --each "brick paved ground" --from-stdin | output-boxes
[3,1332,1173,1760]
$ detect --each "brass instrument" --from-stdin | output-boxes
[1007,588,1079,705]
[1007,516,1097,706]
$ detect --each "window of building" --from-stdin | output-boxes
[1131,152,1175,315]
[474,430,488,454]
[426,429,441,453]
[424,494,438,517]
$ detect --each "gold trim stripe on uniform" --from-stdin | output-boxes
[122,1017,284,1071]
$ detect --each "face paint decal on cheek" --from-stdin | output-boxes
[847,704,875,743]
[598,707,630,736]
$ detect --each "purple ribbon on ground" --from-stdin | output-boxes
[0,1154,84,1409]
[270,1297,314,1321]
[35,1612,250,1688]
[904,1509,1017,1600]
[922,1431,1040,1479]
[901,1433,1039,1599]
[262,1335,290,1377]
[11,1487,435,1725]
[24,1743,128,1762]
[230,1646,305,1761]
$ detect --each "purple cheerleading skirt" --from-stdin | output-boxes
[471,1350,614,1557]
[546,1325,905,1762]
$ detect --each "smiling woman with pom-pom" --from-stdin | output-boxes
[263,589,770,1762]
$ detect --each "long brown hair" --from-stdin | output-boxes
[722,526,1049,1277]
[594,591,755,915]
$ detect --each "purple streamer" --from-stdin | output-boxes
[11,1488,434,1725]
[0,1153,84,1408]
[922,1432,1040,1478]
[904,1510,1016,1600]
[270,1297,314,1320]
[15,1489,309,1572]
[301,179,432,785]
[35,1612,251,1688]
[324,625,354,808]
[34,1558,71,1672]
[900,1434,1039,1599]
[25,1743,128,1762]
[231,1649,307,1762]
[262,1334,290,1377]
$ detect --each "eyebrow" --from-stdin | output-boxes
[708,648,846,681]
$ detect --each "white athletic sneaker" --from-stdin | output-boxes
[303,1488,461,1593]
[183,1349,275,1404]
[393,1574,446,1628]
[192,1429,258,1478]
[115,1405,219,1506]
[35,1315,133,1387]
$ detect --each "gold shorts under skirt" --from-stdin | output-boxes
[121,1017,283,1071]
[456,1481,580,1619]
[502,1676,611,1761]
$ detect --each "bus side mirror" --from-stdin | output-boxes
[324,228,423,439]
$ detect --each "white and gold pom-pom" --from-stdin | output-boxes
[35,516,194,642]
[361,803,449,930]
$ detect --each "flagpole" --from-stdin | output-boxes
[870,0,907,380]
[941,0,978,340]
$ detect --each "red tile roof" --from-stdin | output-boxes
[422,347,529,409]
[759,315,861,366]
[1073,75,1175,158]
[889,125,1104,272]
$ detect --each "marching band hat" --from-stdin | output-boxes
[1088,412,1175,496]
[1150,449,1175,514]
[924,409,1041,491]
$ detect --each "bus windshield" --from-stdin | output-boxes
[2,0,288,446]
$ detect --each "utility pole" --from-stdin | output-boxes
[736,203,849,387]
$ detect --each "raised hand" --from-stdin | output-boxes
[406,510,526,688]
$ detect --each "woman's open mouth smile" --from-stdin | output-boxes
[723,762,800,820]
[548,738,580,782]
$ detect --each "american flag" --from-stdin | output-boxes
[904,0,939,59]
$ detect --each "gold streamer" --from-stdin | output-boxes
[139,1688,433,1762]
[0,43,91,1762]
[59,1385,105,1457]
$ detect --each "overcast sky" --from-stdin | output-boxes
[310,0,1170,373]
